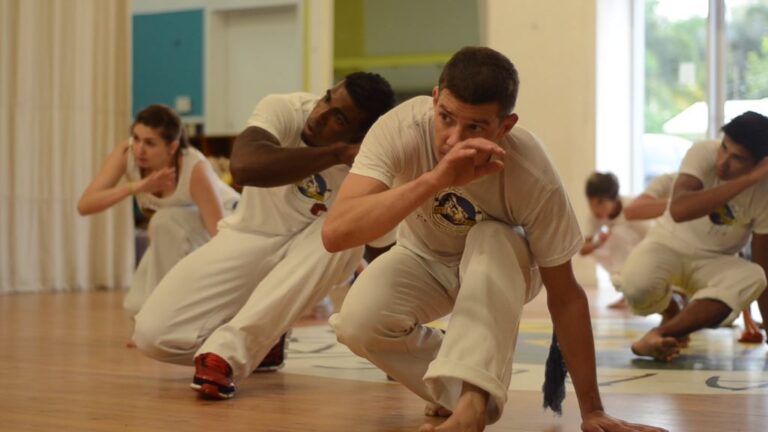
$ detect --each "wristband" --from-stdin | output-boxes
[127,182,136,196]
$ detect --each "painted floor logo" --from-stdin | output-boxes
[280,320,768,395]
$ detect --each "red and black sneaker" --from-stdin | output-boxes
[191,352,235,399]
[254,331,290,372]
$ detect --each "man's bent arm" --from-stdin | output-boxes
[324,138,505,252]
[623,194,668,220]
[670,172,761,222]
[540,261,604,419]
[230,126,356,187]
[322,173,441,252]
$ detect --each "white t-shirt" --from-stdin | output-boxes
[644,172,675,199]
[586,197,651,243]
[351,96,583,267]
[126,145,239,212]
[218,93,355,237]
[650,140,768,255]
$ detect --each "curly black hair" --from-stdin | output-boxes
[343,72,396,136]
[721,111,768,161]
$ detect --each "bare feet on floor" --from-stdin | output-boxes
[660,293,685,326]
[676,335,691,348]
[424,402,452,418]
[631,328,681,361]
[420,386,486,432]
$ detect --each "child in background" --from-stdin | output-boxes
[581,172,673,308]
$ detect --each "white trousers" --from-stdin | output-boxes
[124,207,212,317]
[330,221,541,424]
[133,216,362,381]
[590,224,644,275]
[619,237,766,324]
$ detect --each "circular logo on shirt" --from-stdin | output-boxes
[431,190,483,234]
[295,174,330,203]
[709,204,736,226]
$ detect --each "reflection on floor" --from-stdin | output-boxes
[284,319,768,396]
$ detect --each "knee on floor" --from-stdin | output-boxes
[132,316,178,361]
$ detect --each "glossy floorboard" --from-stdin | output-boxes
[1,277,766,431]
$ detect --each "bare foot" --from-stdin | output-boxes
[607,296,627,310]
[660,293,685,325]
[631,329,680,361]
[742,308,764,341]
[420,386,486,432]
[424,402,452,417]
[739,327,764,343]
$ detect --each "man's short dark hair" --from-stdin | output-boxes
[343,72,396,136]
[585,172,620,200]
[438,46,520,116]
[721,111,768,161]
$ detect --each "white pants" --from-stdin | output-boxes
[330,221,541,424]
[619,237,766,324]
[124,207,212,317]
[133,216,363,381]
[590,224,644,276]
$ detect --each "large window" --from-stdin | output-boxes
[638,0,768,189]
[725,1,768,117]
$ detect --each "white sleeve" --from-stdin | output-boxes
[366,226,398,248]
[750,184,768,234]
[245,95,303,147]
[643,173,675,199]
[751,212,768,235]
[522,186,584,268]
[678,142,715,182]
[349,111,405,188]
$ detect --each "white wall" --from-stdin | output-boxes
[305,0,334,94]
[484,0,596,226]
[206,4,303,134]
[484,0,597,282]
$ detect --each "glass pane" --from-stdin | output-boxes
[643,0,707,186]
[725,0,768,125]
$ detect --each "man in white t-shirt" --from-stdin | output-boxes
[620,111,768,361]
[323,47,665,432]
[132,72,396,399]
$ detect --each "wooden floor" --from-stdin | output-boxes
[1,266,766,431]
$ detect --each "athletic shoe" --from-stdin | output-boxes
[254,331,290,372]
[191,352,235,399]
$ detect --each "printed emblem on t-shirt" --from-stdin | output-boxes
[709,204,736,226]
[431,190,483,234]
[295,174,330,215]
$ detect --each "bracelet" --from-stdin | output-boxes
[127,182,136,196]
